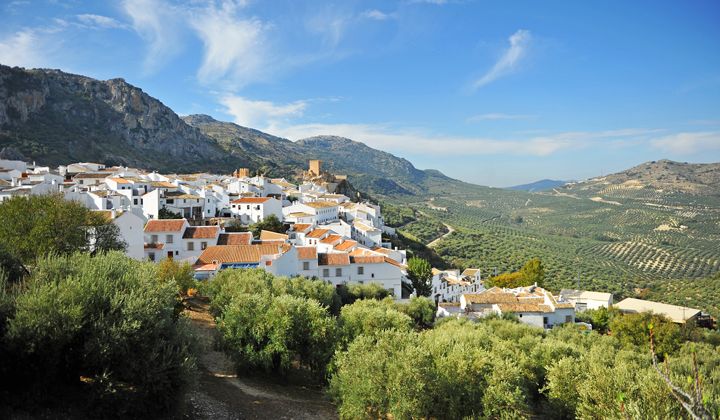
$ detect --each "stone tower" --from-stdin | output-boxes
[308,160,322,176]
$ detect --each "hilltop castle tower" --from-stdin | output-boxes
[233,168,250,178]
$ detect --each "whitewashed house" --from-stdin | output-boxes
[143,219,189,261]
[559,289,613,311]
[230,197,283,224]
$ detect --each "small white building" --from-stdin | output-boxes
[143,219,189,262]
[230,197,283,224]
[559,289,613,312]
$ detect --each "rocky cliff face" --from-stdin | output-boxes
[0,65,231,171]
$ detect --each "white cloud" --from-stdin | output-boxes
[220,95,307,127]
[361,9,392,20]
[473,29,531,89]
[190,2,269,87]
[0,30,44,68]
[467,113,535,122]
[651,132,720,154]
[122,0,183,73]
[76,14,127,29]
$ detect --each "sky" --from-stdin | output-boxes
[1,0,719,187]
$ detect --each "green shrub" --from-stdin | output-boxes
[1,252,196,416]
[338,298,413,346]
[395,296,436,329]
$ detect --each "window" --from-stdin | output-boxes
[151,234,158,243]
[303,261,310,270]
[357,266,364,275]
[201,241,208,250]
[166,234,174,243]
[247,205,250,210]
[148,252,155,261]
[175,251,179,256]
[322,268,329,277]
[133,199,138,205]
[335,268,342,277]
[166,199,174,204]
[543,316,548,326]
[187,242,194,251]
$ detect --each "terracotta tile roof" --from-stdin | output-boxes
[462,268,480,277]
[296,246,318,260]
[306,228,330,239]
[108,177,132,184]
[318,252,350,266]
[463,292,519,304]
[497,303,553,313]
[260,230,288,241]
[144,219,186,232]
[371,247,393,255]
[183,226,220,239]
[150,181,176,188]
[193,263,219,271]
[304,201,338,209]
[232,197,272,204]
[334,240,357,251]
[383,257,406,269]
[350,255,385,264]
[292,223,313,233]
[320,234,342,244]
[74,172,109,179]
[217,232,253,245]
[196,244,289,265]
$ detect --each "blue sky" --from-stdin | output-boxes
[1,0,719,186]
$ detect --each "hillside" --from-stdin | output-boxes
[0,64,452,196]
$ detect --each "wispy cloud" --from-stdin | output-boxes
[220,95,307,128]
[467,113,535,122]
[0,25,65,68]
[361,9,393,21]
[651,132,720,154]
[76,14,128,30]
[190,2,268,87]
[472,29,531,90]
[122,0,183,74]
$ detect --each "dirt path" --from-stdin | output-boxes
[427,223,455,248]
[178,297,338,420]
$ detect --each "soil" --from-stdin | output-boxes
[177,297,338,420]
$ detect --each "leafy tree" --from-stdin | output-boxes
[159,207,182,219]
[396,296,436,329]
[0,252,197,416]
[610,312,681,358]
[223,218,247,232]
[486,271,526,288]
[337,298,413,346]
[157,258,197,295]
[0,195,124,279]
[575,306,615,334]
[218,293,336,375]
[407,257,432,297]
[520,257,545,286]
[249,214,284,238]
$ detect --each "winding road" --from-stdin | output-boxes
[427,223,455,248]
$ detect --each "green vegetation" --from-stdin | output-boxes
[0,195,125,280]
[0,252,197,417]
[486,257,546,288]
[249,214,285,237]
[407,257,432,296]
[204,269,720,419]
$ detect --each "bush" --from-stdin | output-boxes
[337,298,413,346]
[0,252,196,416]
[337,282,391,305]
[395,296,436,329]
[218,293,337,375]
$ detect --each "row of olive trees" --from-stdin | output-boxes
[201,269,436,379]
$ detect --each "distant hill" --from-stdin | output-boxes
[0,64,449,196]
[560,159,720,199]
[507,179,567,192]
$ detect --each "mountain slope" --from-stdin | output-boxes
[0,65,237,172]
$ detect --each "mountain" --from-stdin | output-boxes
[507,179,567,192]
[0,65,445,196]
[559,159,720,199]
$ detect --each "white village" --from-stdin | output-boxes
[0,157,708,331]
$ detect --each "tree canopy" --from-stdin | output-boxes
[407,257,433,297]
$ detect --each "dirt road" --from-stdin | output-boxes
[427,223,455,248]
[178,298,338,420]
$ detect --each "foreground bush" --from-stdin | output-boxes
[0,252,197,416]
[218,292,337,375]
[337,298,413,346]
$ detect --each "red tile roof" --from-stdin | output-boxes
[231,197,272,204]
[292,223,313,233]
[320,234,342,244]
[196,244,289,265]
[334,240,357,251]
[349,255,385,264]
[306,228,330,239]
[144,219,186,232]
[217,232,253,245]
[182,226,220,239]
[260,230,288,241]
[318,252,350,266]
[296,246,318,260]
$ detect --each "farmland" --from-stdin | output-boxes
[386,160,720,306]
